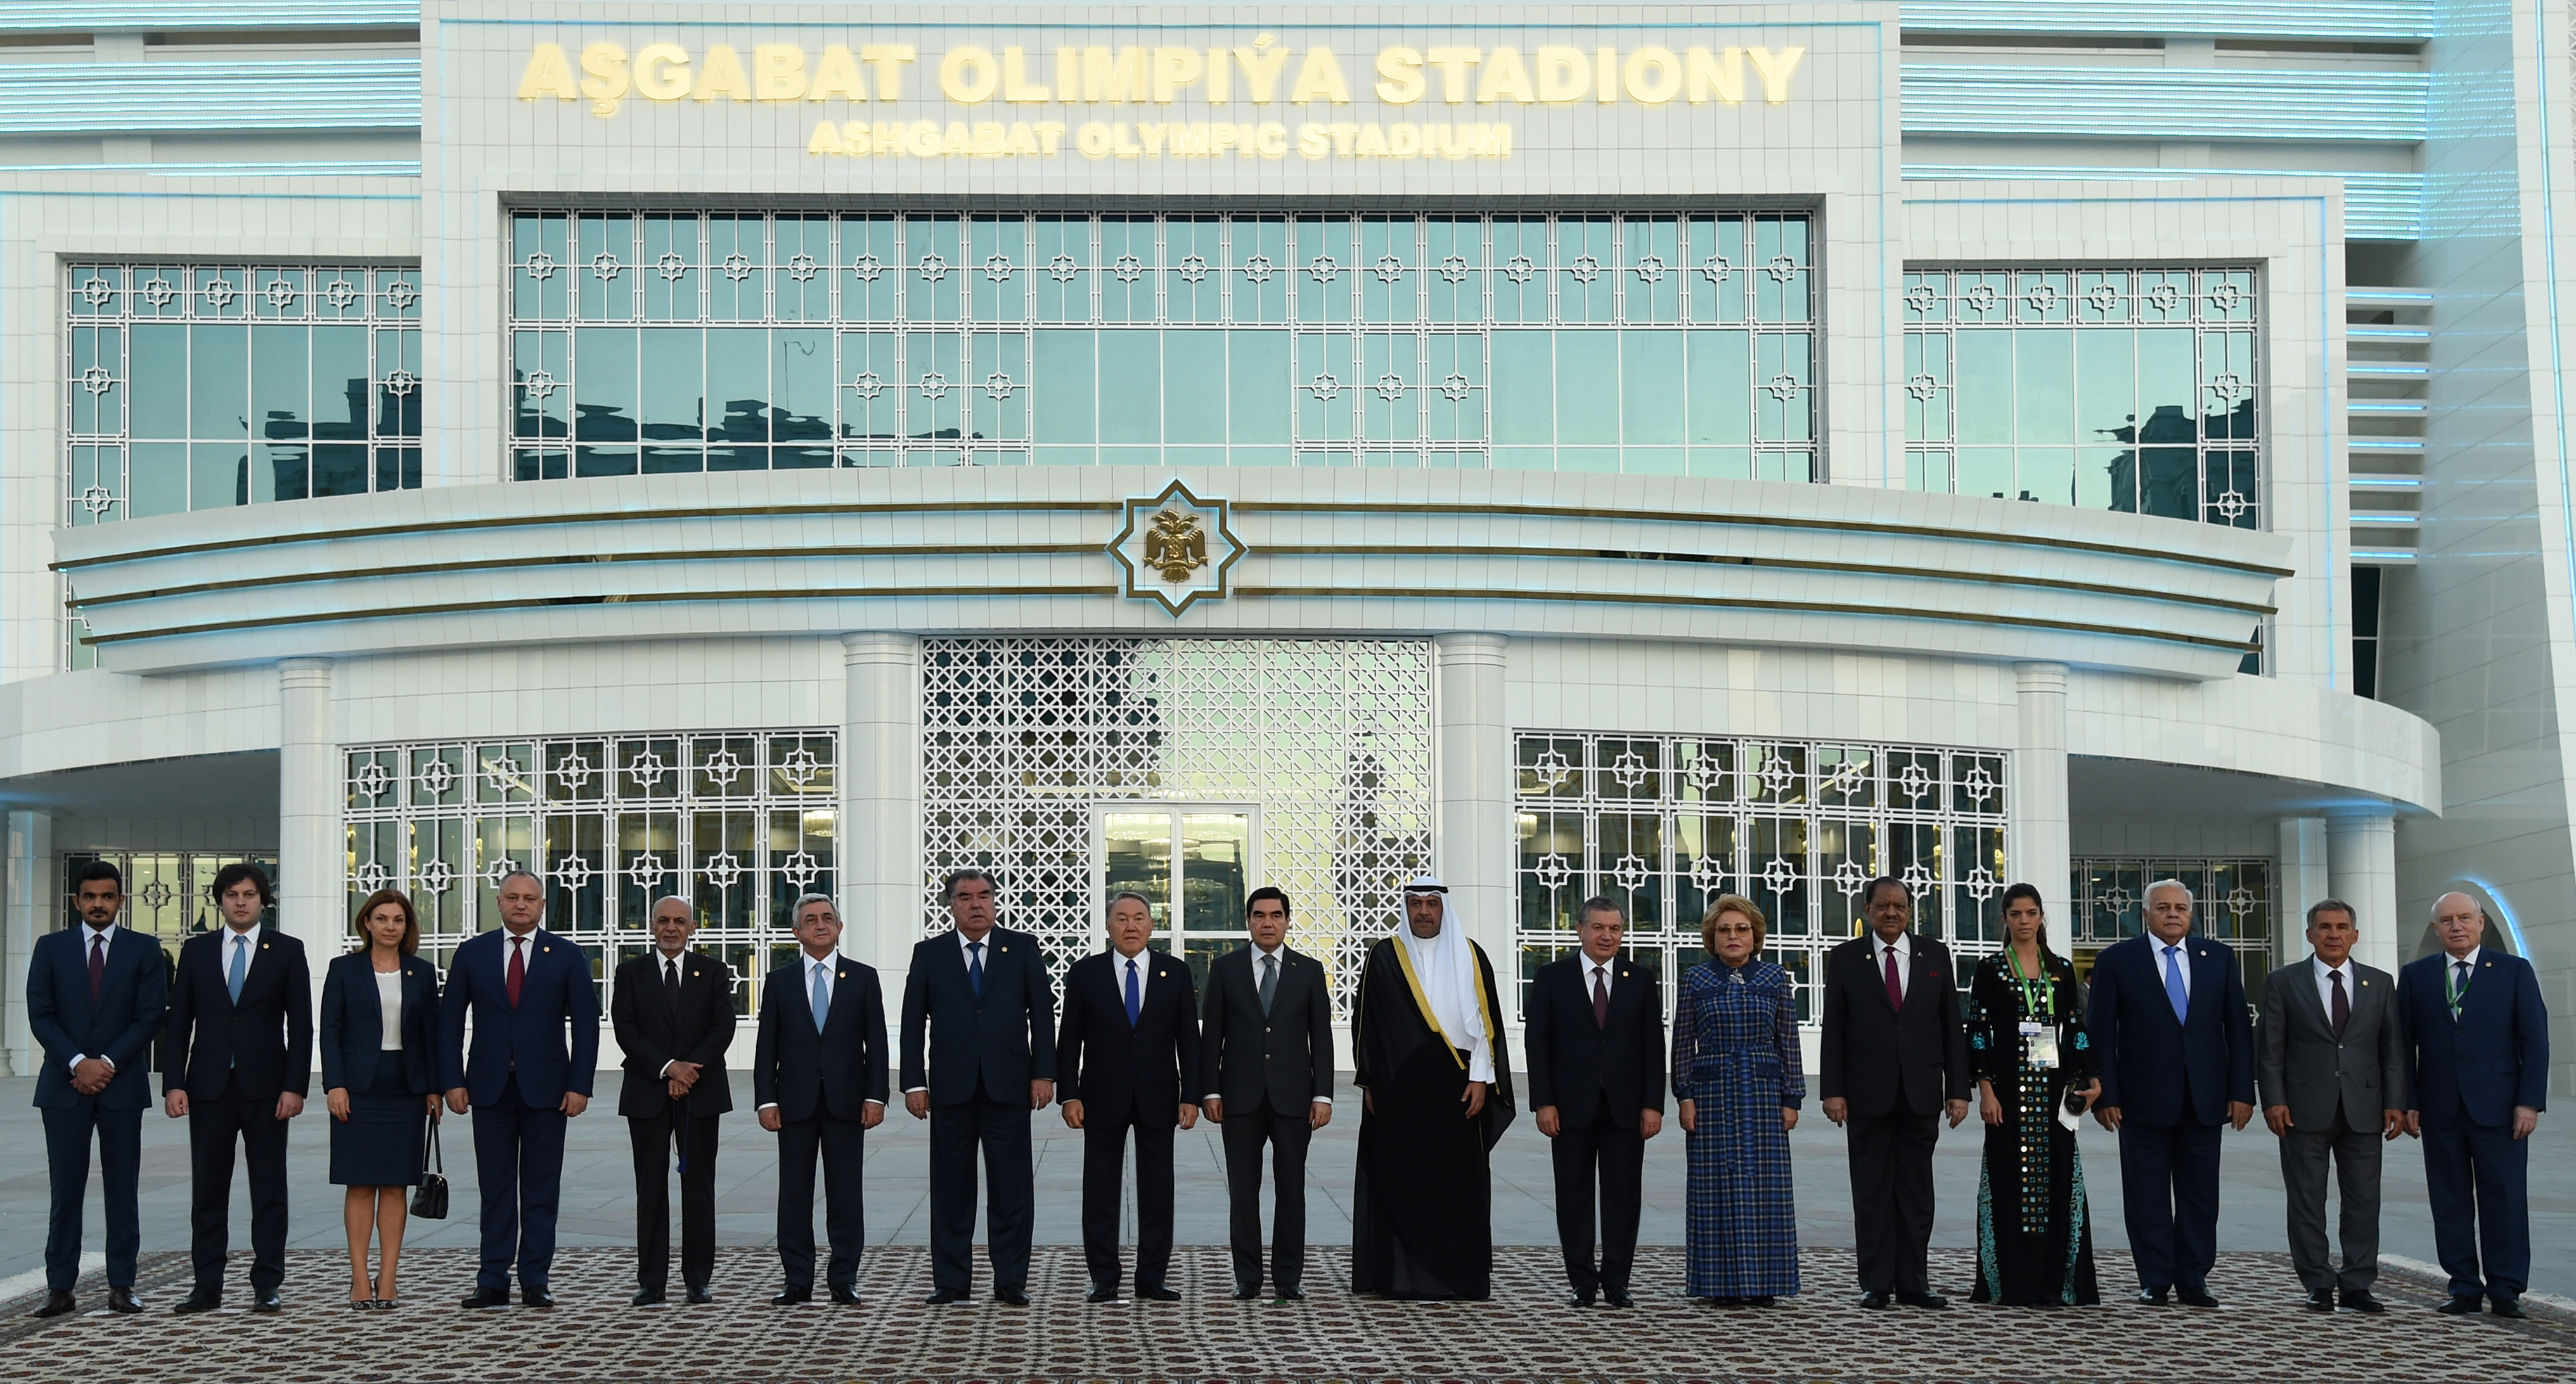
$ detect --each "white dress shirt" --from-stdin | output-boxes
[1877,933,1910,1001]
[2444,947,2482,1000]
[654,947,690,1077]
[72,921,120,1074]
[2156,937,2193,999]
[1587,958,1616,1001]
[2312,954,2357,1018]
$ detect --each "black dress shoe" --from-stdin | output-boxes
[924,1286,970,1305]
[519,1286,555,1309]
[2135,1288,2171,1305]
[2340,1290,2386,1314]
[2437,1294,2483,1316]
[249,1291,281,1314]
[772,1287,813,1305]
[1859,1290,1893,1309]
[1086,1284,1121,1304]
[1231,1282,1261,1300]
[32,1290,76,1319]
[2492,1296,2529,1319]
[1274,1285,1306,1302]
[2175,1285,2220,1309]
[2303,1291,2334,1312]
[995,1285,1030,1306]
[1604,1288,1635,1309]
[1136,1285,1180,1302]
[107,1288,142,1314]
[1896,1290,1948,1309]
[460,1286,512,1309]
[1565,1290,1595,1307]
[685,1286,714,1305]
[1747,1295,1779,1307]
[631,1289,666,1307]
[830,1286,864,1305]
[172,1291,222,1316]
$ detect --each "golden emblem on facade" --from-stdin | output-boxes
[1109,480,1242,615]
[1143,509,1208,582]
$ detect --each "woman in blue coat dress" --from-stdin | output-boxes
[1672,894,1805,1305]
[320,889,441,1309]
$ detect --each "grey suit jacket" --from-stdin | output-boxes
[2256,956,2407,1134]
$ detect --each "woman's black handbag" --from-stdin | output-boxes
[411,1114,449,1219]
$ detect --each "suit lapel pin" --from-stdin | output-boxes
[542,946,551,953]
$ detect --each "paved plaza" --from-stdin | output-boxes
[3,1077,2573,1380]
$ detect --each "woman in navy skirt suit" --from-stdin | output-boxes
[321,888,441,1309]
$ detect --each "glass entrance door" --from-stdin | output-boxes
[1095,805,1257,992]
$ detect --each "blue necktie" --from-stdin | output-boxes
[809,963,829,1032]
[226,934,248,1004]
[968,940,984,997]
[1124,958,1142,1027]
[2162,944,2189,1024]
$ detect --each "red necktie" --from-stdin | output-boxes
[506,937,525,1008]
[1884,944,1903,1009]
[89,933,106,1003]
[1591,966,1610,1030]
[2329,969,2350,1037]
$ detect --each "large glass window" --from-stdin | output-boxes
[1513,732,2011,1026]
[920,636,1433,1019]
[63,264,423,525]
[507,209,1818,478]
[1903,267,2259,528]
[343,729,837,1018]
[2068,856,2276,1006]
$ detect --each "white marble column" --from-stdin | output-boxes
[844,632,924,977]
[2011,662,2071,911]
[2,809,55,1077]
[2277,816,2329,966]
[2327,812,2400,976]
[277,658,339,992]
[1433,634,1514,1004]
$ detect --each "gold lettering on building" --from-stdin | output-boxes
[515,33,1806,150]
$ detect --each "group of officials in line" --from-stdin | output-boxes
[23,859,2551,1319]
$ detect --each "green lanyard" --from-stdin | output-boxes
[2005,947,2053,1020]
[2447,958,2471,1018]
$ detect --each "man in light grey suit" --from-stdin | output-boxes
[2257,897,2407,1314]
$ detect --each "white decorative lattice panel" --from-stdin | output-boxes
[344,729,837,1016]
[1514,733,2011,1026]
[920,638,1433,1018]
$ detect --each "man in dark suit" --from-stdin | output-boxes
[26,860,167,1318]
[2089,878,2255,1307]
[1820,876,1970,1309]
[610,895,738,1306]
[1199,885,1334,1300]
[2399,891,2549,1317]
[1058,891,1201,1302]
[1527,895,1666,1309]
[162,863,311,1314]
[438,869,601,1309]
[753,894,888,1305]
[900,868,1057,1305]
[2257,897,2405,1314]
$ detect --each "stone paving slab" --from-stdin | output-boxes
[3,1246,2570,1383]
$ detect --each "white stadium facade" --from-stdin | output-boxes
[0,1,2563,1087]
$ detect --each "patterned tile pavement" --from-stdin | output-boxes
[4,1245,2570,1383]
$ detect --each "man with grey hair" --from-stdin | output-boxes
[2256,897,2404,1314]
[754,892,887,1305]
[609,895,737,1305]
[2397,891,2548,1317]
[2086,878,2253,1308]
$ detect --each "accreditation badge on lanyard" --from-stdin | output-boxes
[2021,1022,2061,1070]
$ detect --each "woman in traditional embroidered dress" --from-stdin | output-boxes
[1967,882,2102,1306]
[1671,894,1803,1305]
